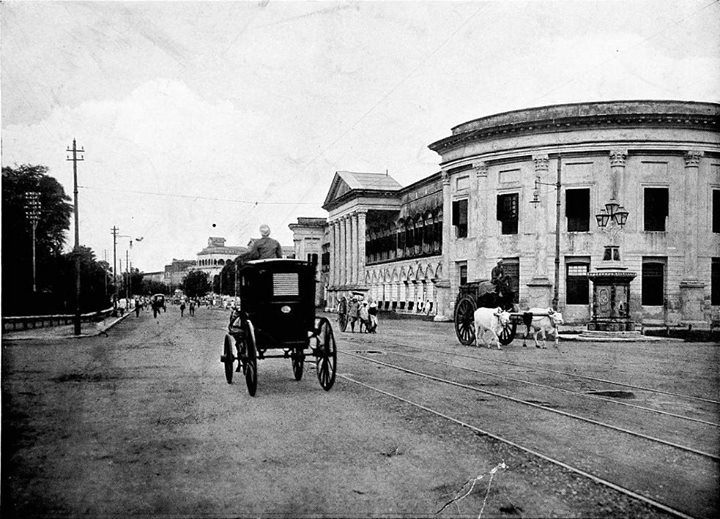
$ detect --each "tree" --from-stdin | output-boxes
[142,279,168,296]
[2,164,112,315]
[2,165,74,314]
[182,270,210,298]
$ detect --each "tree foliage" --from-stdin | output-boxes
[182,270,211,298]
[2,164,112,315]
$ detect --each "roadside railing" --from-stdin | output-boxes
[2,307,115,332]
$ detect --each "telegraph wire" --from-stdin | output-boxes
[77,185,317,205]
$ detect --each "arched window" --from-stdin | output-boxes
[219,259,225,266]
[433,208,443,253]
[423,211,433,254]
[413,215,422,256]
[397,219,406,259]
[405,218,413,257]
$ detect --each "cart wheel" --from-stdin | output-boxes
[222,334,235,384]
[454,295,477,346]
[315,317,337,391]
[292,348,304,381]
[244,321,258,397]
[338,312,348,332]
[498,320,517,346]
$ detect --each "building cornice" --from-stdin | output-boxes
[428,101,720,154]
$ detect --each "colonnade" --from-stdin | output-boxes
[329,210,367,288]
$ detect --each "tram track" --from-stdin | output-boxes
[337,348,719,519]
[337,373,697,519]
[342,350,719,460]
[384,348,720,428]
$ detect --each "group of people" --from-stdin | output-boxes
[341,295,379,333]
[179,298,200,317]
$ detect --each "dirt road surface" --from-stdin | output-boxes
[3,304,718,517]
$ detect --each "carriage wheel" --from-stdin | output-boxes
[222,334,235,384]
[315,317,337,391]
[338,312,348,332]
[454,295,477,346]
[292,348,304,381]
[498,320,517,346]
[244,321,258,397]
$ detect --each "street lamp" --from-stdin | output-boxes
[24,192,41,293]
[595,199,629,262]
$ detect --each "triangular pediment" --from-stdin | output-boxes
[322,173,352,208]
[322,171,402,210]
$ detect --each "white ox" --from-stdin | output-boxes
[473,307,511,349]
[524,307,564,348]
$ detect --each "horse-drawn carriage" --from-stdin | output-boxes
[453,276,522,346]
[220,259,337,396]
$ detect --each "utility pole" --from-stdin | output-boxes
[24,192,41,292]
[67,139,84,335]
[126,249,130,301]
[111,226,119,314]
[552,157,562,311]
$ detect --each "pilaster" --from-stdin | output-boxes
[680,150,706,324]
[357,210,367,287]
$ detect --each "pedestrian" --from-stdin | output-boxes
[348,296,360,332]
[359,301,370,333]
[189,299,195,316]
[134,298,141,317]
[368,301,378,333]
[180,300,186,317]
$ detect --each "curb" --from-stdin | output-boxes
[3,311,133,342]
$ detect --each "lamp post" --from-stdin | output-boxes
[24,192,41,293]
[529,156,561,310]
[586,152,637,333]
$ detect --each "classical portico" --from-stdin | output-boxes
[323,171,403,308]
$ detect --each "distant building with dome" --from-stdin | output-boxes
[195,237,247,286]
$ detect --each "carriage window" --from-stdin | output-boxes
[642,261,665,306]
[712,258,720,305]
[452,199,468,238]
[566,189,590,232]
[566,263,589,304]
[497,193,518,234]
[273,273,299,297]
[644,188,668,232]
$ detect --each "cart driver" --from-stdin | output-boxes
[491,259,505,289]
[236,224,282,263]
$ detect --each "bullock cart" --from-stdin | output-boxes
[453,279,521,346]
[220,259,337,396]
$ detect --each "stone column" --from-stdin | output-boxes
[680,150,706,324]
[341,216,348,286]
[348,213,355,287]
[357,210,367,288]
[528,155,553,308]
[434,171,453,321]
[330,220,337,289]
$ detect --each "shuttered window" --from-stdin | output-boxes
[642,262,665,306]
[566,189,590,232]
[566,263,589,304]
[452,199,468,238]
[497,193,519,234]
[644,188,669,232]
[712,258,720,305]
[273,273,299,297]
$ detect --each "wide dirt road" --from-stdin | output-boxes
[2,305,715,518]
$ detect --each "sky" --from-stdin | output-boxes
[2,0,719,272]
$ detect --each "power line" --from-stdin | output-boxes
[77,185,317,205]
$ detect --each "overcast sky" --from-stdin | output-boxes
[3,0,719,272]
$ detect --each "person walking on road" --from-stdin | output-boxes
[180,300,186,317]
[189,299,195,317]
[348,297,360,333]
[134,298,141,317]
